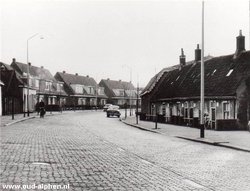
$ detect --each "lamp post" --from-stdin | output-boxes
[200,1,205,138]
[26,33,43,117]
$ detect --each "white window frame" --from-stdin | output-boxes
[222,101,230,119]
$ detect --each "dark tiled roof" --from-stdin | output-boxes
[100,79,135,90]
[141,56,213,96]
[0,62,24,85]
[154,51,250,100]
[11,62,56,82]
[0,62,13,71]
[55,72,97,87]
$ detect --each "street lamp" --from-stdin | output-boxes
[26,33,43,117]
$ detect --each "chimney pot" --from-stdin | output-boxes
[12,58,16,63]
[107,78,110,80]
[75,73,78,76]
[28,62,31,66]
[86,75,89,78]
[239,30,242,36]
[41,66,44,69]
[63,71,66,73]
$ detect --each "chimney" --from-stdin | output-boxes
[75,73,78,76]
[63,71,66,73]
[195,44,201,62]
[234,30,245,57]
[41,66,44,69]
[107,78,110,80]
[28,62,31,66]
[119,79,121,82]
[86,75,89,78]
[12,58,16,63]
[179,48,186,67]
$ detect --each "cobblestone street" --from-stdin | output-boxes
[1,111,250,190]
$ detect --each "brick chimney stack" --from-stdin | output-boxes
[195,44,201,62]
[234,30,245,58]
[179,48,186,67]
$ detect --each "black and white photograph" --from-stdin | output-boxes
[0,0,250,190]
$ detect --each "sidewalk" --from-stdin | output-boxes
[122,116,250,153]
[0,110,98,127]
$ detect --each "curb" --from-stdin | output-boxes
[122,120,159,134]
[121,120,250,153]
[4,116,36,126]
[176,136,250,153]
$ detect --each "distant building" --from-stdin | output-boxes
[99,79,139,108]
[141,31,250,131]
[55,71,107,109]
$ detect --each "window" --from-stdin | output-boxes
[45,82,52,91]
[57,84,61,92]
[89,87,93,94]
[99,87,105,95]
[119,90,124,96]
[78,98,86,105]
[226,69,234,77]
[75,85,83,94]
[223,102,230,119]
[211,69,217,76]
[35,79,39,88]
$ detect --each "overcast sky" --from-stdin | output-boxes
[0,0,249,87]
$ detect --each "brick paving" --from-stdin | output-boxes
[123,116,250,152]
[1,113,212,191]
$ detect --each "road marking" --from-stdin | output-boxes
[183,179,205,189]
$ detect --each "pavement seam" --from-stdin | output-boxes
[121,120,250,153]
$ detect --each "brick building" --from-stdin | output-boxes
[141,31,250,131]
[55,71,107,109]
[99,79,139,108]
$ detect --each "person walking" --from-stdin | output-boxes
[39,99,46,118]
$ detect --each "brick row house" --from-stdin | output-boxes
[54,72,108,109]
[141,31,250,131]
[0,59,68,114]
[99,79,140,108]
[0,62,26,115]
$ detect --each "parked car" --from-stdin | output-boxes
[106,107,121,118]
[103,104,113,112]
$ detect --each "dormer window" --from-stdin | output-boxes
[45,81,52,91]
[35,79,39,88]
[119,90,124,96]
[226,69,234,77]
[211,69,217,76]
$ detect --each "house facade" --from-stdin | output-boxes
[10,59,67,113]
[141,31,250,131]
[54,71,107,109]
[0,62,25,115]
[99,79,139,108]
